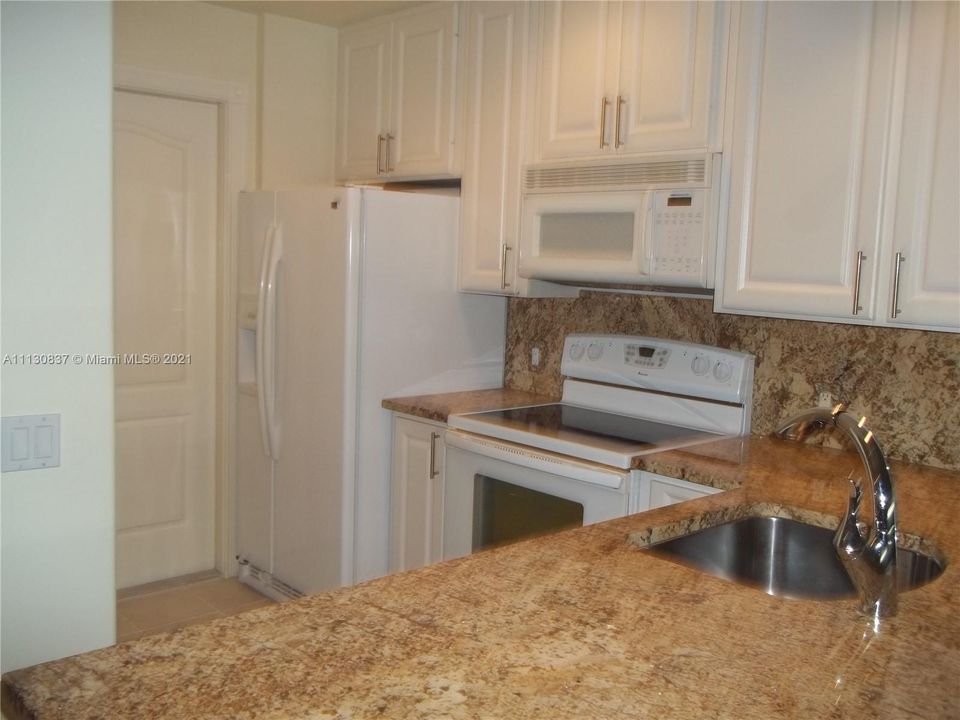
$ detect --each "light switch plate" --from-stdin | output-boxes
[2,414,61,472]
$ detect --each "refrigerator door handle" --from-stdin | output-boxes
[262,224,283,460]
[256,224,277,459]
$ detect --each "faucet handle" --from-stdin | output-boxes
[835,477,866,557]
[847,476,863,516]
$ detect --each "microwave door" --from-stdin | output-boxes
[518,191,650,283]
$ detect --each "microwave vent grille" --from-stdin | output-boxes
[524,155,711,193]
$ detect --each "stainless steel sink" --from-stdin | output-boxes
[647,516,944,600]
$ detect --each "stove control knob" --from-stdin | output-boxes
[587,343,603,361]
[568,343,584,360]
[691,354,710,375]
[713,361,733,383]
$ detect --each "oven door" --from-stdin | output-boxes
[443,430,632,561]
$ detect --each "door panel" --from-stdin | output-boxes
[718,2,897,319]
[389,4,458,175]
[878,1,960,330]
[337,23,391,180]
[617,1,715,152]
[270,189,348,595]
[389,417,444,573]
[114,90,218,589]
[236,389,273,574]
[459,1,526,293]
[537,0,619,160]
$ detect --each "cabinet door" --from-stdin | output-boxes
[389,417,445,573]
[387,4,459,177]
[716,2,899,321]
[459,1,528,294]
[877,2,960,331]
[336,23,391,180]
[536,0,621,160]
[616,1,718,154]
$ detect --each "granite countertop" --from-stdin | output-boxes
[4,432,959,718]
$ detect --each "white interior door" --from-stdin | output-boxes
[113,90,218,589]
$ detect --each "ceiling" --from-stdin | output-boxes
[208,1,425,27]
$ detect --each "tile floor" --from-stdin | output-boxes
[116,571,274,643]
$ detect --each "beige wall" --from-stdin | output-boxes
[260,13,338,188]
[1,0,116,672]
[114,1,259,185]
[114,1,338,188]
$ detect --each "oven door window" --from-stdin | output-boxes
[472,475,584,552]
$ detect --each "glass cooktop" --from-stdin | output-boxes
[448,403,721,468]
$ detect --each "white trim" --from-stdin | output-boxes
[114,64,250,105]
[114,64,250,579]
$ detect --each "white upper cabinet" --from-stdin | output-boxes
[875,1,960,331]
[336,24,391,180]
[459,1,528,294]
[457,1,580,299]
[616,1,718,154]
[389,4,459,177]
[717,1,958,332]
[534,0,723,161]
[716,2,899,321]
[536,1,618,160]
[336,3,459,181]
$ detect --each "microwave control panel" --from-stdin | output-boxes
[648,190,706,281]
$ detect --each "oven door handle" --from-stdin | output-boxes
[444,430,629,490]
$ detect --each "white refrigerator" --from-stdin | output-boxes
[236,187,506,599]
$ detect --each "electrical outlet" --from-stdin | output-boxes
[816,390,834,409]
[530,346,541,368]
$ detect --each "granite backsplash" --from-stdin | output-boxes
[505,293,960,471]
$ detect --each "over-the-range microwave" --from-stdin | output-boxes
[518,153,721,288]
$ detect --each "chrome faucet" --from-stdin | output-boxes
[775,404,898,619]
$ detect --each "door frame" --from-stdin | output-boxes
[114,64,250,579]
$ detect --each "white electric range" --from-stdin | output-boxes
[442,334,754,560]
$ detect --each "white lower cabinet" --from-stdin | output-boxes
[641,471,721,510]
[389,415,445,573]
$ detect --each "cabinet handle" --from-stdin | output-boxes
[385,133,395,173]
[599,97,611,149]
[891,252,904,318]
[852,250,866,315]
[429,432,441,479]
[500,245,512,290]
[615,95,626,148]
[376,134,385,175]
